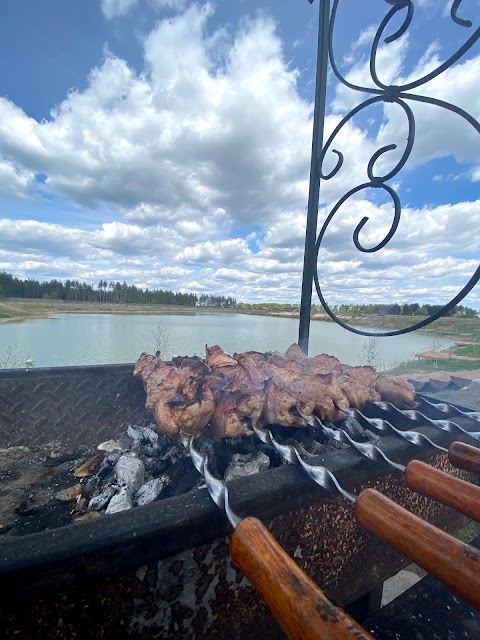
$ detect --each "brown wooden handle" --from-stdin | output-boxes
[229,517,374,640]
[449,441,480,475]
[354,489,480,610]
[405,459,480,523]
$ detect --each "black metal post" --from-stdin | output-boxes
[298,0,330,355]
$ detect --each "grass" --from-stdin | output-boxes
[385,358,480,376]
[0,299,243,322]
[455,344,480,359]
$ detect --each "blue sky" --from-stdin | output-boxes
[0,0,479,307]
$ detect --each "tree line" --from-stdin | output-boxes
[0,272,237,308]
[237,301,478,318]
[327,302,478,318]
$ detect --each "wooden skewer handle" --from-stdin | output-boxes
[354,489,480,610]
[405,459,480,523]
[449,441,480,475]
[230,517,374,640]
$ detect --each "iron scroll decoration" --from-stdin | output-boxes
[301,0,480,342]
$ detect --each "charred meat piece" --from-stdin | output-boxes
[234,351,273,388]
[268,367,349,423]
[133,352,162,379]
[260,381,315,428]
[205,345,237,368]
[374,375,416,407]
[334,365,380,408]
[285,343,308,364]
[335,374,380,408]
[155,379,215,439]
[171,355,212,376]
[143,362,190,411]
[307,353,342,375]
[210,389,265,439]
[265,351,304,375]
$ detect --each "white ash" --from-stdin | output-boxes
[76,422,280,519]
[115,453,145,494]
[225,451,270,483]
[136,478,165,506]
[127,425,160,449]
[106,487,132,514]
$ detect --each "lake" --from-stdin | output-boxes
[0,312,447,370]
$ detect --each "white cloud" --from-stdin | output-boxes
[0,4,479,310]
[0,6,312,227]
[0,157,35,198]
[101,0,139,20]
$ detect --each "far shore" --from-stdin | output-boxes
[1,298,478,341]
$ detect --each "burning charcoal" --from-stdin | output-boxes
[105,487,132,514]
[341,418,369,441]
[115,453,145,494]
[104,450,123,465]
[159,457,199,498]
[54,484,83,502]
[143,456,172,476]
[161,444,189,462]
[74,453,106,478]
[127,425,160,449]
[135,478,165,506]
[95,450,122,482]
[224,451,270,483]
[88,486,116,511]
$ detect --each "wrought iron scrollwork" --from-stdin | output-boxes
[302,0,480,341]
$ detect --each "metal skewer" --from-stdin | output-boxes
[301,413,480,524]
[179,433,374,640]
[416,397,480,423]
[371,400,480,443]
[251,422,480,610]
[336,407,450,452]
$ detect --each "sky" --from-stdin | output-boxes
[0,0,479,308]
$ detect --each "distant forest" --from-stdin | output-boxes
[0,272,237,308]
[1,271,477,317]
[238,301,479,318]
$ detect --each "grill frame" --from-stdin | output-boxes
[0,364,476,637]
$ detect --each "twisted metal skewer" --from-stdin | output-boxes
[415,397,480,424]
[372,400,480,443]
[301,413,406,473]
[253,424,356,502]
[180,397,479,526]
[338,407,449,453]
[180,433,241,527]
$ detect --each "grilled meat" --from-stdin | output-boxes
[134,344,415,438]
[261,381,315,429]
[374,375,416,406]
[206,345,237,368]
[154,379,215,439]
[210,389,265,438]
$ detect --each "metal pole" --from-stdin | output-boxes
[298,0,330,355]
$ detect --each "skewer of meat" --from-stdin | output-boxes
[133,344,415,439]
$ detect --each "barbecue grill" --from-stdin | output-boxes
[1,0,479,637]
[0,364,478,638]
